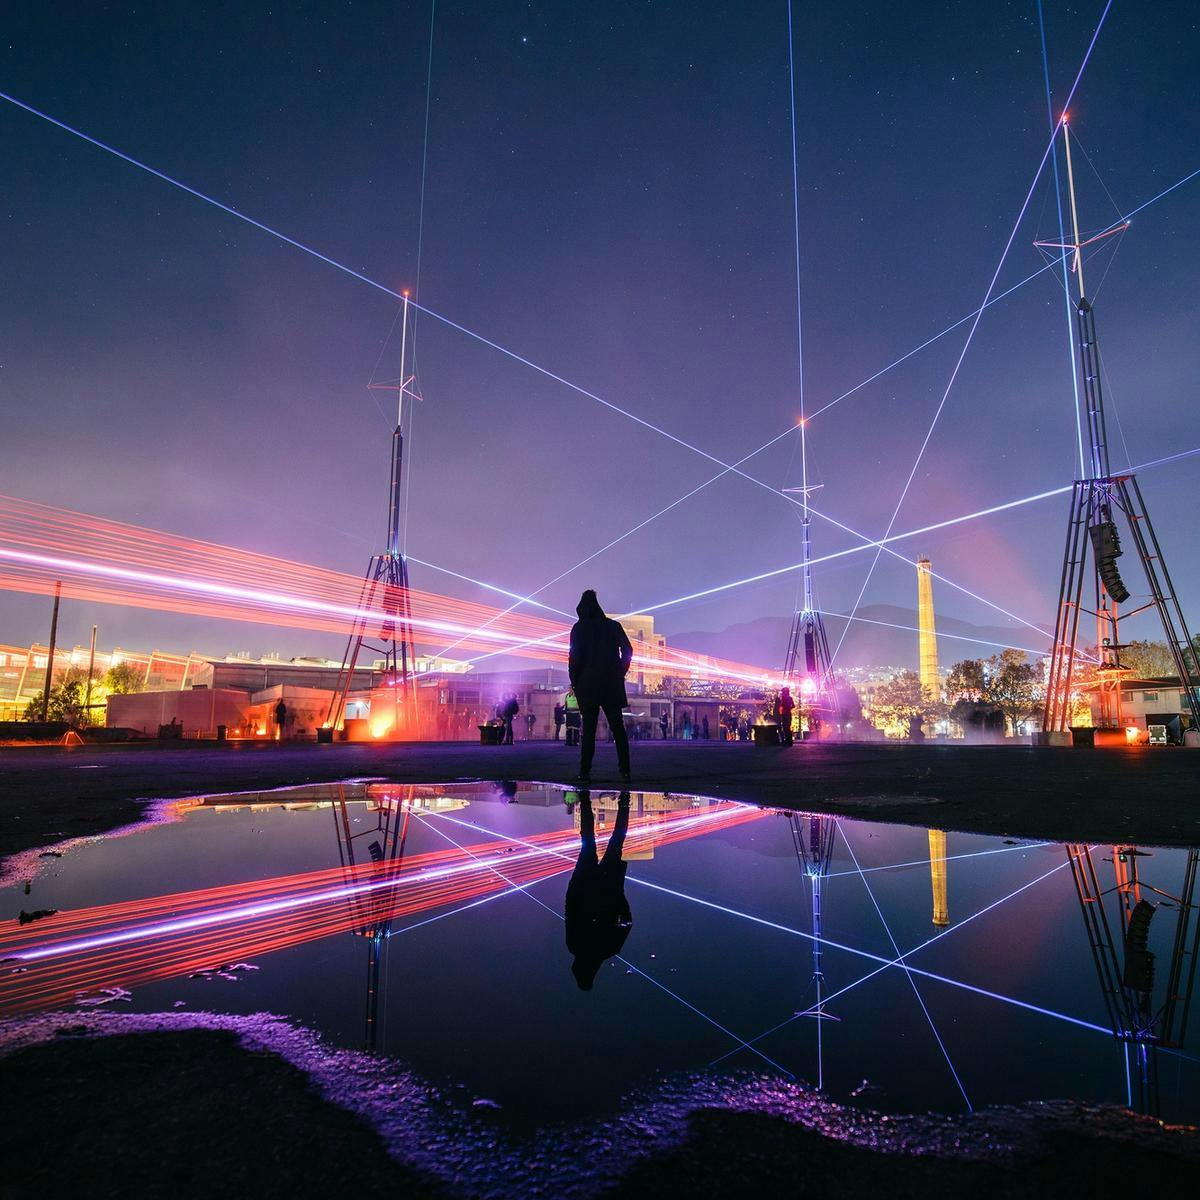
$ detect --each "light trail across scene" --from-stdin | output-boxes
[708,850,1082,1067]
[628,441,1200,625]
[828,0,1114,668]
[5,82,1197,668]
[412,808,794,1076]
[0,800,763,1013]
[0,494,782,689]
[427,812,1111,1039]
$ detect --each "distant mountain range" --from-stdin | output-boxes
[668,604,1044,671]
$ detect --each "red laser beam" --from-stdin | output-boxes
[0,801,764,1013]
[0,494,783,690]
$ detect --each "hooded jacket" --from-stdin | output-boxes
[568,591,634,707]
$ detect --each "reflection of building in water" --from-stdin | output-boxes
[928,829,949,927]
[572,791,725,861]
[1066,842,1199,1116]
[788,812,839,1089]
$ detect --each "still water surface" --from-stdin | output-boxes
[2,781,1195,1124]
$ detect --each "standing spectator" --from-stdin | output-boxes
[273,699,287,742]
[502,694,519,745]
[702,714,710,740]
[568,590,633,783]
[526,711,537,740]
[564,690,582,746]
[554,702,565,741]
[659,710,669,739]
[778,686,795,746]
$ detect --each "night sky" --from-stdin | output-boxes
[3,1,1198,668]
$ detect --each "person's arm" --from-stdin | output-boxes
[615,623,634,678]
[568,622,583,687]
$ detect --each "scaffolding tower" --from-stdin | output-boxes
[325,295,421,738]
[1038,123,1199,734]
[788,811,840,1088]
[783,478,835,727]
[1065,842,1198,1114]
[331,783,413,1051]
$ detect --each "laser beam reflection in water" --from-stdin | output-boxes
[0,781,1195,1125]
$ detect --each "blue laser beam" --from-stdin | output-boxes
[1037,0,1086,478]
[631,435,1200,624]
[424,421,800,663]
[817,610,1048,657]
[626,874,1108,1035]
[416,809,794,1076]
[708,853,1083,1066]
[828,0,1113,669]
[428,812,1107,1038]
[823,839,1051,879]
[839,822,973,1110]
[0,85,1095,653]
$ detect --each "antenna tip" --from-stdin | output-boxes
[798,416,807,427]
[402,289,410,298]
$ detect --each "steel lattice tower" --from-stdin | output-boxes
[326,295,420,738]
[783,475,836,723]
[1039,123,1199,735]
[788,812,839,1089]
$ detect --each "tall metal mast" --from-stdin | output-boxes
[325,295,421,738]
[780,1,834,728]
[783,472,835,719]
[789,812,839,1089]
[1039,120,1199,736]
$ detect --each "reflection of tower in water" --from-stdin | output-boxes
[331,784,411,1052]
[788,813,840,1089]
[1066,842,1198,1115]
[928,829,949,927]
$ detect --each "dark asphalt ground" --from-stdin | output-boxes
[2,737,1198,865]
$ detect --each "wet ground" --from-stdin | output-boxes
[2,738,1199,871]
[1,781,1197,1196]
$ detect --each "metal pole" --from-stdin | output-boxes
[1063,122,1086,301]
[84,623,97,718]
[40,581,62,722]
[397,293,410,429]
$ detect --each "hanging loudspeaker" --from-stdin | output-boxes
[1090,520,1131,604]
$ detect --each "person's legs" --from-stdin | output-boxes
[579,703,600,777]
[603,700,631,776]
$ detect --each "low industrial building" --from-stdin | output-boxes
[1081,676,1200,743]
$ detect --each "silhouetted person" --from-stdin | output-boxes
[568,590,633,783]
[525,711,536,739]
[778,686,795,746]
[502,694,519,744]
[273,699,287,741]
[702,714,710,740]
[659,711,669,739]
[565,791,632,990]
[553,702,565,740]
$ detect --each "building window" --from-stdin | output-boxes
[1141,691,1159,702]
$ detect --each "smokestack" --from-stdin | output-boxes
[916,556,938,697]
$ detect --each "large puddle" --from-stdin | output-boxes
[1,781,1196,1126]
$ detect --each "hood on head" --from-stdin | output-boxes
[576,589,606,620]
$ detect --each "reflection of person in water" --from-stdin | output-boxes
[565,791,632,990]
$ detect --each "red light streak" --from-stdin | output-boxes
[0,802,764,1013]
[0,495,783,689]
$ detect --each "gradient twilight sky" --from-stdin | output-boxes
[2,1,1198,667]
